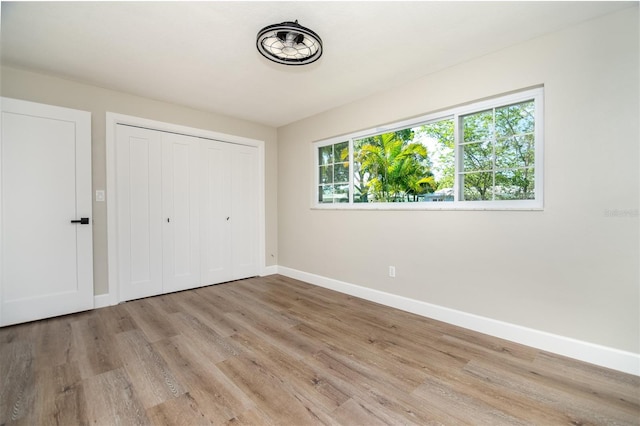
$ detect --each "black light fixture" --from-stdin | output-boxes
[256,20,323,65]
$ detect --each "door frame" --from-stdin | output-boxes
[105,112,266,305]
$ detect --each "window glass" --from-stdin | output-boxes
[459,99,536,201]
[315,88,542,209]
[317,141,349,203]
[463,109,493,142]
[351,120,454,203]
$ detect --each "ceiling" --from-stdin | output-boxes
[1,1,633,128]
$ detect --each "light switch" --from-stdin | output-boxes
[96,190,105,202]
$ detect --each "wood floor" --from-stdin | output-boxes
[1,275,638,425]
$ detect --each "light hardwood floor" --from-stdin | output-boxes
[1,275,638,425]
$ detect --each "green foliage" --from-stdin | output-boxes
[417,119,455,191]
[461,101,535,200]
[354,131,436,202]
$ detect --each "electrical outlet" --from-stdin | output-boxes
[389,266,396,278]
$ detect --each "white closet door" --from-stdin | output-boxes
[1,98,93,326]
[200,140,232,284]
[200,141,258,283]
[115,123,258,301]
[161,132,200,292]
[115,125,163,301]
[230,144,259,279]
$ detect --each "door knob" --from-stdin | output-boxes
[70,218,90,225]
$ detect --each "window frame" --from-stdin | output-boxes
[313,87,544,210]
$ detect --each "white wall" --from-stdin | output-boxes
[0,66,279,296]
[277,9,639,354]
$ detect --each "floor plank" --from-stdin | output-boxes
[0,275,638,425]
[114,329,186,409]
[152,334,254,422]
[29,362,86,426]
[0,340,35,424]
[82,367,151,425]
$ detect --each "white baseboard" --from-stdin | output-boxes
[93,293,112,309]
[93,264,280,308]
[261,265,279,276]
[276,266,640,377]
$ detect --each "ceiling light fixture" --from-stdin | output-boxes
[256,20,323,66]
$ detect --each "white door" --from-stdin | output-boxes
[161,132,200,293]
[230,144,258,279]
[0,98,93,326]
[115,125,163,301]
[200,140,233,284]
[201,140,258,283]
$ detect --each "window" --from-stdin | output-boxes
[460,101,536,201]
[314,87,543,210]
[318,141,349,203]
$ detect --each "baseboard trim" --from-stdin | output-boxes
[93,293,112,309]
[277,266,640,376]
[93,264,280,308]
[261,265,279,276]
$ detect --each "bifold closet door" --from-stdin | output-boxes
[201,140,258,284]
[161,132,200,293]
[116,125,163,301]
[230,144,259,279]
[200,140,232,284]
[116,125,200,301]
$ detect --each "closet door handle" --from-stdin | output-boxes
[70,218,90,225]
[226,217,230,221]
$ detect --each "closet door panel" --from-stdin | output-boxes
[231,145,259,279]
[200,140,232,284]
[162,133,201,292]
[116,125,163,301]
